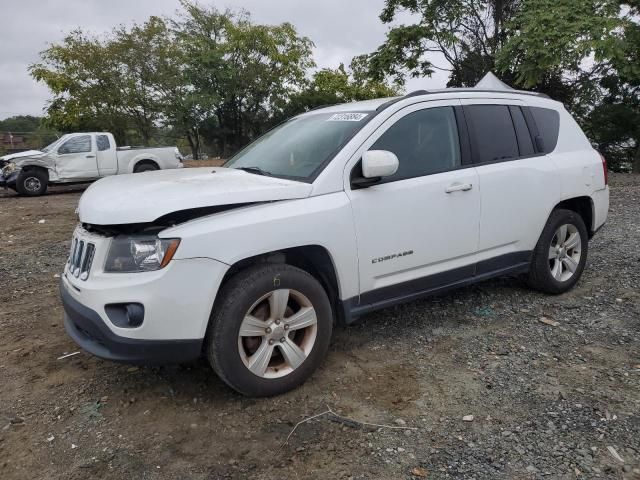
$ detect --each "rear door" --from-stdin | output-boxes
[96,134,118,176]
[460,100,561,268]
[346,101,481,305]
[54,134,99,180]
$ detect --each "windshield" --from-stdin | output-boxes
[41,134,69,153]
[225,112,372,181]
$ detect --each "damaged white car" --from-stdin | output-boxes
[60,78,609,397]
[0,132,183,196]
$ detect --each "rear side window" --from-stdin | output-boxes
[96,135,111,151]
[370,106,461,182]
[464,105,519,163]
[58,135,91,155]
[530,107,560,153]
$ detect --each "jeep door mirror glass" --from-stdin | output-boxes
[362,150,399,179]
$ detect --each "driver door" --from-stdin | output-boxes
[345,101,481,306]
[55,134,99,180]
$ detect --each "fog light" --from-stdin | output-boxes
[105,303,145,328]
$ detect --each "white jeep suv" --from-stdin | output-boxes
[60,81,609,396]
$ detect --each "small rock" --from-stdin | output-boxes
[606,446,625,463]
[38,219,46,224]
[526,465,538,473]
[394,418,406,426]
[47,435,55,442]
[539,317,560,327]
[411,467,428,478]
[462,415,474,422]
[71,444,78,449]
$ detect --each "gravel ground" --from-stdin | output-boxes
[0,173,638,479]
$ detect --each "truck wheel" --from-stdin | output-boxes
[527,209,588,294]
[133,161,159,173]
[207,264,333,397]
[16,170,48,196]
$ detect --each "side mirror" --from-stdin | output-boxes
[362,150,399,179]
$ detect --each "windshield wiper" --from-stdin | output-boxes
[236,166,273,177]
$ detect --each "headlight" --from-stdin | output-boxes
[104,236,181,273]
[2,162,17,176]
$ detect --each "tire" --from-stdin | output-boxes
[133,161,159,173]
[527,208,589,294]
[16,169,48,196]
[207,264,333,397]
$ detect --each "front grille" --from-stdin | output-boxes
[68,235,96,281]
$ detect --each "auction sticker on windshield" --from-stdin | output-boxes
[327,113,369,122]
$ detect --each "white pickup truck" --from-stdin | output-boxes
[0,132,183,196]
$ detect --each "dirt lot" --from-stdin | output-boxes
[0,172,638,479]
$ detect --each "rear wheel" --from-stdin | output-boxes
[206,264,333,397]
[133,161,159,173]
[16,169,48,196]
[527,209,588,294]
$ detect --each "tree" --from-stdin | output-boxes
[30,17,186,147]
[174,2,315,156]
[362,0,639,171]
[274,61,401,121]
[360,0,523,87]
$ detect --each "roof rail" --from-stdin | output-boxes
[376,89,430,112]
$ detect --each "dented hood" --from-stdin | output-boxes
[78,167,313,225]
[1,150,46,162]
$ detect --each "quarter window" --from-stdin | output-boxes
[370,106,461,182]
[58,135,91,155]
[465,105,519,163]
[531,107,560,153]
[96,135,111,151]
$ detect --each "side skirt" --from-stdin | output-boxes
[340,251,531,324]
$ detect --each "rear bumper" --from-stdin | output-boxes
[60,280,202,364]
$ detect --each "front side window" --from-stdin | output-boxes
[225,112,371,181]
[465,105,519,163]
[370,106,461,182]
[58,135,91,155]
[96,135,111,151]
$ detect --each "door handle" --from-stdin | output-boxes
[86,154,96,158]
[445,183,473,193]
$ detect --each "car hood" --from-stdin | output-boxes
[78,167,313,225]
[1,150,46,162]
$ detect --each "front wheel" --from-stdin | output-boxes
[527,209,588,294]
[207,264,333,397]
[16,170,48,196]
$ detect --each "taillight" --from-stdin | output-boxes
[598,152,608,186]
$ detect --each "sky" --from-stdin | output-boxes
[0,0,449,120]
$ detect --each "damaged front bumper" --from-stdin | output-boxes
[0,172,18,189]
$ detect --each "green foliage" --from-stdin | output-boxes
[30,2,397,159]
[363,0,640,171]
[274,61,401,122]
[174,2,316,155]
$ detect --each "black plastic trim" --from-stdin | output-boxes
[60,280,202,365]
[341,251,531,323]
[0,172,18,188]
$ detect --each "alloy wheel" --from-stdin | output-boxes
[237,288,318,379]
[548,223,582,282]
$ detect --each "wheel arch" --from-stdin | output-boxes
[216,245,345,324]
[133,159,160,172]
[553,196,595,237]
[20,164,50,180]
